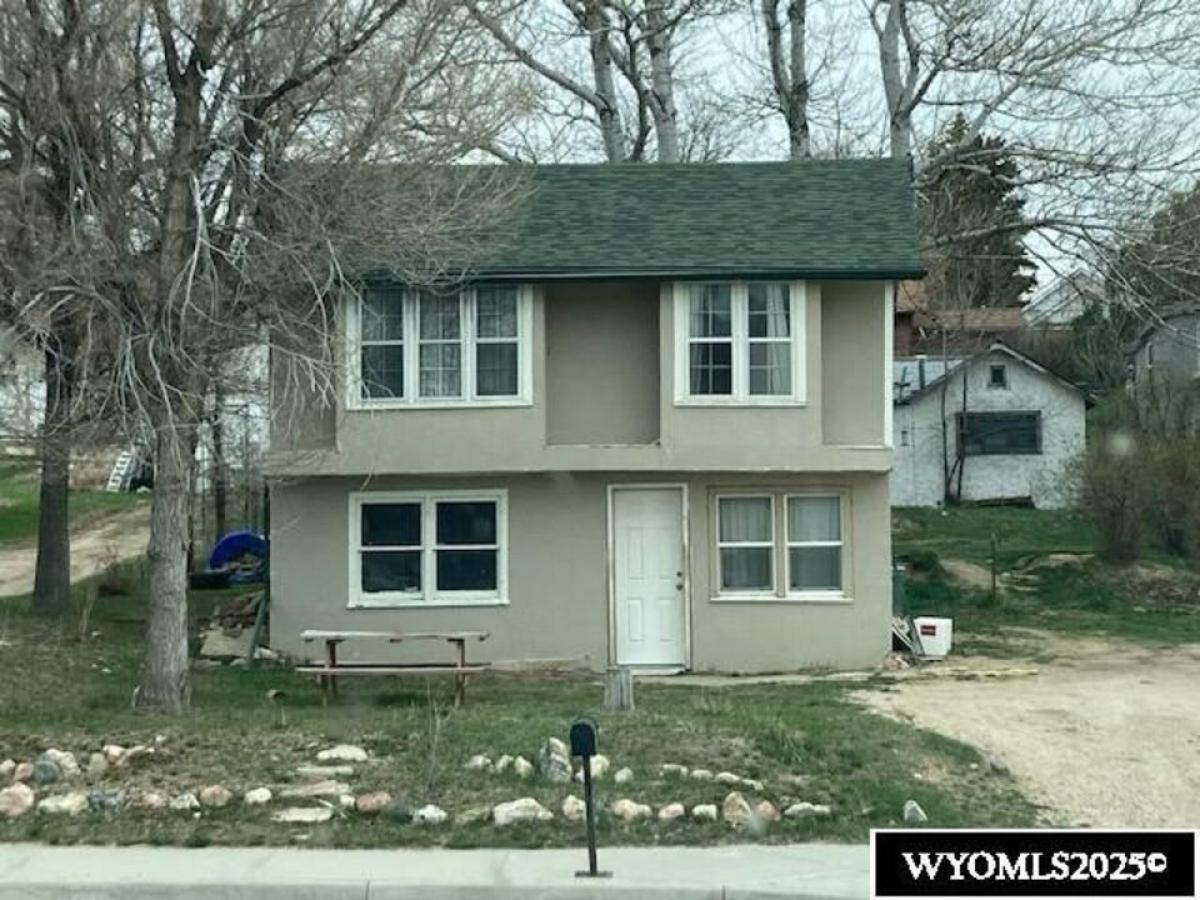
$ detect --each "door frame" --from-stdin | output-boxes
[606,483,692,671]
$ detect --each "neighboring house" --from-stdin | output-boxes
[0,329,45,445]
[266,159,924,674]
[1130,302,1200,383]
[1023,271,1103,328]
[892,342,1087,509]
[894,281,1026,356]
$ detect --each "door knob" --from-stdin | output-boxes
[675,571,684,591]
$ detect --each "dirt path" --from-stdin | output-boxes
[856,634,1200,827]
[0,506,151,598]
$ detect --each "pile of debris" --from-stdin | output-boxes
[197,591,276,664]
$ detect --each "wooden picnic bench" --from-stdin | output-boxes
[297,629,490,707]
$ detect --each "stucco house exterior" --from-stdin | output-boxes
[266,159,924,674]
[891,342,1087,509]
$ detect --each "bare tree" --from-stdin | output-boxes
[761,0,808,158]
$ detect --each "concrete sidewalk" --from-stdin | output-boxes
[0,843,869,899]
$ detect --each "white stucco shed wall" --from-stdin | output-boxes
[891,349,1086,509]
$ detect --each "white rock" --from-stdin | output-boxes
[169,792,200,811]
[512,756,534,779]
[722,791,753,828]
[199,785,232,808]
[0,783,34,818]
[316,744,368,763]
[13,762,32,783]
[691,803,718,822]
[589,754,610,779]
[42,749,79,777]
[338,794,357,811]
[903,800,928,824]
[414,804,448,825]
[272,806,334,824]
[0,760,15,780]
[38,792,88,816]
[493,797,553,826]
[659,764,689,778]
[740,778,764,793]
[102,745,126,764]
[561,795,586,822]
[754,800,781,822]
[138,792,166,810]
[546,737,569,757]
[715,771,741,785]
[690,768,714,782]
[784,802,831,819]
[296,765,354,779]
[657,802,685,821]
[86,753,109,778]
[243,788,273,806]
[494,754,514,773]
[280,780,350,799]
[464,754,493,772]
[455,805,493,825]
[610,798,652,822]
[116,746,153,768]
[613,767,634,785]
[355,792,391,814]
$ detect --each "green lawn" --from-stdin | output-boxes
[0,460,145,545]
[893,506,1096,568]
[0,570,1037,847]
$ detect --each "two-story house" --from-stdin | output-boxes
[266,159,924,673]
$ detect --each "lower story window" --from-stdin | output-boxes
[787,495,842,592]
[352,491,506,606]
[717,496,775,592]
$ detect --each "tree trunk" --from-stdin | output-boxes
[786,0,809,159]
[644,0,680,163]
[211,383,227,539]
[139,425,194,712]
[31,348,71,615]
[878,0,911,159]
[584,0,626,162]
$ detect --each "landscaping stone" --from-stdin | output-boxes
[455,804,492,825]
[414,804,448,825]
[561,795,586,822]
[355,791,391,814]
[589,754,610,779]
[86,753,109,778]
[714,771,741,785]
[272,806,333,824]
[0,784,34,819]
[754,800,780,823]
[659,764,689,778]
[32,759,59,786]
[740,778,765,793]
[102,745,126,764]
[493,797,553,825]
[41,749,79,778]
[338,794,357,810]
[690,768,714,782]
[494,754,513,773]
[199,785,233,808]
[116,745,154,768]
[169,792,200,811]
[610,798,652,822]
[903,800,928,824]
[464,754,493,772]
[87,789,126,814]
[13,762,33,783]
[316,744,368,763]
[546,737,569,757]
[37,792,87,816]
[614,767,634,785]
[280,779,350,799]
[783,801,831,818]
[244,788,273,806]
[691,803,718,822]
[512,756,534,779]
[384,800,413,823]
[657,802,685,821]
[988,757,1012,777]
[537,740,572,783]
[722,791,754,828]
[295,765,354,779]
[0,759,15,780]
[137,792,166,810]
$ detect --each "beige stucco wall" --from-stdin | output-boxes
[268,278,894,477]
[821,281,886,446]
[545,282,660,445]
[270,470,891,673]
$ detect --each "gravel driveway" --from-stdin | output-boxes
[856,634,1200,827]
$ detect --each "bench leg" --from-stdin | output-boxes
[455,672,466,708]
[325,642,340,701]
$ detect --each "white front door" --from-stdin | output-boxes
[612,487,686,667]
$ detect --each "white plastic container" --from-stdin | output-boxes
[913,616,953,659]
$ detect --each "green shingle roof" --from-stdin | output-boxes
[355,158,924,281]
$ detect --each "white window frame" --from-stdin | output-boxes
[348,489,509,608]
[346,285,533,410]
[673,281,807,406]
[784,493,846,600]
[715,494,776,597]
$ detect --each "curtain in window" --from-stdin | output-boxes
[419,292,462,397]
[748,283,791,395]
[360,286,405,399]
[787,496,841,591]
[718,496,773,590]
[476,287,519,396]
[689,284,733,395]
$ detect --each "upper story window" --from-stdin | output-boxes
[673,281,806,405]
[349,284,531,408]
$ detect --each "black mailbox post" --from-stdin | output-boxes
[570,717,609,878]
